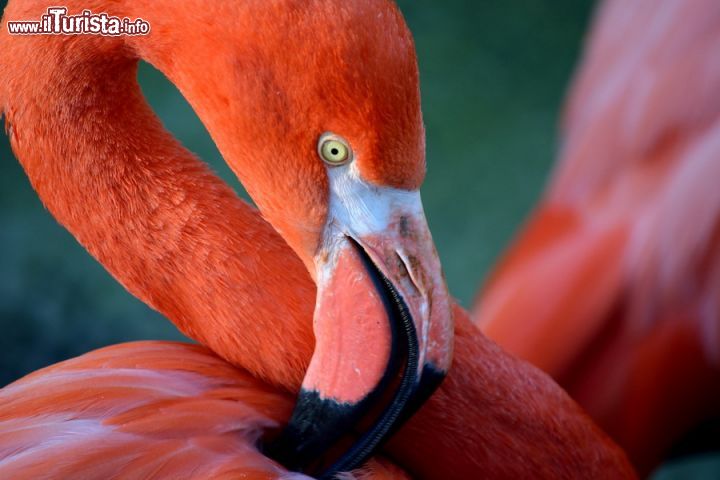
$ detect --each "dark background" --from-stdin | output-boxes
[0,1,717,477]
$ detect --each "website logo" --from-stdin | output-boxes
[6,7,150,36]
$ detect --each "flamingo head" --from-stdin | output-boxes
[149,0,455,475]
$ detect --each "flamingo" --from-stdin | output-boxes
[474,0,720,474]
[0,0,635,478]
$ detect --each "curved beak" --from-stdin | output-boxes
[269,167,454,477]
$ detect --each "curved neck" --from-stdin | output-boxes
[388,308,636,478]
[0,0,315,390]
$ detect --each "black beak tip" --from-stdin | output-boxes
[267,364,447,477]
[265,389,366,473]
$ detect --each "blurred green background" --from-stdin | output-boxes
[0,1,716,477]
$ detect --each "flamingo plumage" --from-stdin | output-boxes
[0,0,635,478]
[475,0,720,474]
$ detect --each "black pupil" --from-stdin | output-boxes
[331,148,340,156]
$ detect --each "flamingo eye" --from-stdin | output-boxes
[318,133,352,166]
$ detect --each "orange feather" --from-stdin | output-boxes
[0,342,297,479]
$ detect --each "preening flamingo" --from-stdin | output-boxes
[474,0,720,474]
[0,0,635,478]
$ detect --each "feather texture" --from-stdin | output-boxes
[0,342,309,479]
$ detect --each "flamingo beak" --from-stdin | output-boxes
[269,166,454,477]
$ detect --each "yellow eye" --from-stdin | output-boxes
[318,134,352,165]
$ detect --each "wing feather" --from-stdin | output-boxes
[0,341,304,480]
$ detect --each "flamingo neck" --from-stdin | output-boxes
[0,0,316,390]
[387,308,636,478]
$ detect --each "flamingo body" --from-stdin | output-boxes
[1,342,295,479]
[0,341,409,479]
[475,0,720,472]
